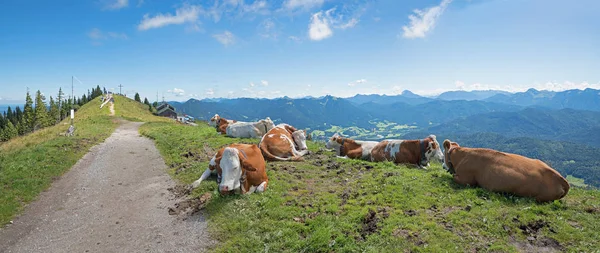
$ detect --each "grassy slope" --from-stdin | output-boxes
[0,95,168,225]
[141,122,600,253]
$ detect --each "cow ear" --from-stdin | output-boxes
[443,139,451,150]
[238,154,257,171]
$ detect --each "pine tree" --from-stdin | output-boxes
[6,106,15,125]
[15,106,22,124]
[0,127,5,142]
[0,113,5,129]
[57,88,64,120]
[103,87,107,95]
[22,91,34,134]
[49,96,60,125]
[34,90,49,130]
[3,121,18,140]
[134,93,141,103]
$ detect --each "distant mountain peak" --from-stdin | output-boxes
[401,90,421,98]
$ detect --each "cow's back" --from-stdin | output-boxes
[453,148,569,201]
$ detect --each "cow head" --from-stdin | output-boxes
[423,135,444,164]
[326,133,343,154]
[217,147,257,195]
[292,130,308,150]
[442,139,460,174]
[209,114,220,127]
[262,117,275,131]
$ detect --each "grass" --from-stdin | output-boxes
[0,94,168,225]
[141,122,600,253]
[567,175,589,188]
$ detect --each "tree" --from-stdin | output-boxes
[22,91,34,134]
[49,96,60,125]
[103,87,107,95]
[134,93,141,103]
[57,88,65,120]
[34,90,49,130]
[14,106,22,124]
[6,106,14,125]
[2,121,18,141]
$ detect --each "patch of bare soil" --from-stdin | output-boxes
[360,207,391,240]
[393,229,425,246]
[168,193,212,216]
[511,218,563,252]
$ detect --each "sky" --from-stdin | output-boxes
[1,0,599,103]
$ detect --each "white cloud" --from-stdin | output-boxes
[87,28,127,45]
[206,88,215,96]
[271,91,281,95]
[167,88,186,97]
[373,17,381,22]
[348,79,367,86]
[213,31,236,46]
[455,80,466,89]
[309,11,333,41]
[105,0,128,10]
[338,18,359,30]
[283,0,325,11]
[250,82,255,87]
[392,85,403,94]
[308,7,362,41]
[402,0,452,39]
[259,18,278,39]
[138,5,201,31]
[261,80,269,86]
[288,36,302,42]
[137,0,144,7]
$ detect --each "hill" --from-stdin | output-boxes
[345,91,433,105]
[0,95,169,225]
[486,88,600,111]
[140,120,600,252]
[437,90,512,101]
[428,107,600,148]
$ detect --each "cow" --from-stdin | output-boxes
[190,143,268,195]
[225,117,275,138]
[325,133,379,161]
[209,114,236,127]
[259,123,309,161]
[442,139,570,202]
[209,114,237,134]
[370,135,444,169]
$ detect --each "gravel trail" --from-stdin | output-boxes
[0,121,213,253]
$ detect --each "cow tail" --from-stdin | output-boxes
[260,141,294,161]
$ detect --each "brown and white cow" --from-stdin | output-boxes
[442,139,570,202]
[209,114,237,134]
[190,143,268,195]
[370,135,444,169]
[325,133,379,161]
[259,123,308,161]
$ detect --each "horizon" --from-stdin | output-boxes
[1,0,599,103]
[2,86,600,105]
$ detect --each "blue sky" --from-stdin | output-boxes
[1,0,599,103]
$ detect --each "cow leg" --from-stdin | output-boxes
[191,169,213,189]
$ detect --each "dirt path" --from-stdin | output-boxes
[0,121,214,253]
[109,102,115,116]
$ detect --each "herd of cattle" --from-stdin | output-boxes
[190,114,570,202]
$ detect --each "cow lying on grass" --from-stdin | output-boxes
[371,134,444,169]
[259,123,308,161]
[210,114,237,134]
[209,114,236,128]
[226,117,275,138]
[325,133,379,161]
[442,139,570,202]
[191,144,268,195]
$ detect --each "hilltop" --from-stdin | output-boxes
[140,121,600,253]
